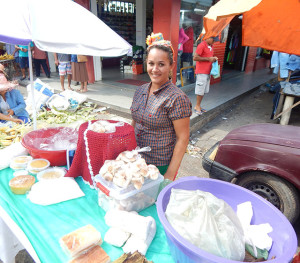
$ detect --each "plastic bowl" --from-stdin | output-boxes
[21,127,78,166]
[37,167,66,181]
[156,177,298,263]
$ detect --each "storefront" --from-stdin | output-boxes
[67,0,268,85]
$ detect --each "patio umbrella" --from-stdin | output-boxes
[199,0,300,56]
[0,0,132,129]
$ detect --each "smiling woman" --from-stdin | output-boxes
[130,33,192,181]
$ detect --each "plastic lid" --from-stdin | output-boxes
[27,159,50,174]
[96,173,164,200]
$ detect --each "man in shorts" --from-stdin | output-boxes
[54,53,72,91]
[16,43,34,81]
[193,36,219,115]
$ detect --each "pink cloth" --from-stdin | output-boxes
[0,73,17,91]
[178,28,189,51]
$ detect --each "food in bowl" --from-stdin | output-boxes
[9,175,35,195]
[37,168,66,181]
[10,155,33,170]
[27,159,50,174]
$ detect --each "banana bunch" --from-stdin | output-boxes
[0,53,14,60]
[0,124,28,149]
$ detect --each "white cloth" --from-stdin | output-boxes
[27,177,85,205]
[104,227,130,247]
[122,216,156,255]
[237,201,273,255]
[104,210,152,241]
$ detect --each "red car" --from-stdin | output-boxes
[202,123,300,223]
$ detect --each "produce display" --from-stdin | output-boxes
[0,124,28,149]
[0,53,14,60]
[36,102,98,124]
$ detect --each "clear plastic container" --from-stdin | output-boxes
[37,167,66,181]
[96,174,164,212]
[27,158,50,174]
[10,156,33,170]
[13,170,29,177]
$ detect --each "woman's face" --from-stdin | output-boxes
[147,48,174,87]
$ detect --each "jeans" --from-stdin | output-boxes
[34,59,50,77]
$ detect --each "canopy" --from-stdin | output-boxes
[0,0,132,57]
[199,0,300,56]
[0,0,132,129]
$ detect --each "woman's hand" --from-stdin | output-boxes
[12,118,23,124]
[7,109,14,116]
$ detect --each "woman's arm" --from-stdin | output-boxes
[164,117,190,181]
[0,113,23,124]
[131,120,136,128]
[8,90,26,116]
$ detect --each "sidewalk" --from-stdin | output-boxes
[19,68,275,131]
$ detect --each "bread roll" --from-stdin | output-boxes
[9,175,35,195]
[60,225,103,258]
[69,245,110,263]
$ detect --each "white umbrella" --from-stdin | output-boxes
[0,0,132,129]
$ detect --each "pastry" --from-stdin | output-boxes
[69,245,110,263]
[9,175,35,194]
[60,225,102,258]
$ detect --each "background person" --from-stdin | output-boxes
[130,33,192,181]
[15,43,34,81]
[53,53,72,91]
[0,64,29,124]
[71,55,88,93]
[32,43,50,78]
[193,36,219,115]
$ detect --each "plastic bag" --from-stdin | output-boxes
[46,94,70,111]
[0,142,28,170]
[60,89,87,105]
[165,188,245,261]
[26,78,54,113]
[210,61,220,78]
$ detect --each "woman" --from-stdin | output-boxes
[71,55,88,93]
[0,64,29,124]
[130,33,192,181]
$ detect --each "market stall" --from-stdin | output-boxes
[0,168,174,263]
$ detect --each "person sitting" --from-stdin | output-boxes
[0,64,30,124]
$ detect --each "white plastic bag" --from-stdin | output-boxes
[46,94,70,111]
[0,142,28,170]
[165,189,245,261]
[60,90,87,105]
[26,78,54,113]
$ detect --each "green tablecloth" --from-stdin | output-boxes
[0,168,174,263]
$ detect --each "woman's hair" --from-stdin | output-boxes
[146,45,174,65]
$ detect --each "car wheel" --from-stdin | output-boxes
[235,171,300,224]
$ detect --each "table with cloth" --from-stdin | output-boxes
[0,167,174,263]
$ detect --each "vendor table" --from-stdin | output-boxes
[0,168,174,263]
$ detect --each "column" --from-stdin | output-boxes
[90,0,102,81]
[153,0,181,83]
[136,0,147,49]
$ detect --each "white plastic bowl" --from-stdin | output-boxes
[37,167,66,181]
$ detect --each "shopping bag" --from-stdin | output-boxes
[77,55,88,62]
[165,188,245,261]
[210,61,220,78]
[26,78,54,114]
